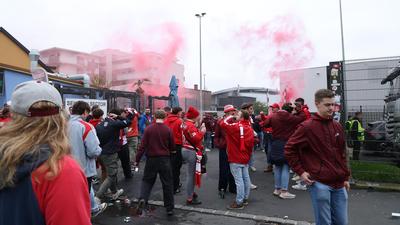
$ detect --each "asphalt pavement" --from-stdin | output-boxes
[92,149,400,225]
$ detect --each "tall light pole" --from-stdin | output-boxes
[339,0,347,119]
[195,12,206,115]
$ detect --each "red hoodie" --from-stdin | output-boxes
[182,120,204,151]
[302,105,311,120]
[220,116,254,164]
[284,114,350,188]
[164,114,183,145]
[263,110,306,141]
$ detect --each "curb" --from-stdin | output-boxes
[351,181,400,192]
[145,200,314,225]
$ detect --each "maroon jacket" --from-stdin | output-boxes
[136,122,175,162]
[284,114,350,188]
[263,110,306,141]
[214,118,227,149]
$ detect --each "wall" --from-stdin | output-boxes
[0,69,32,106]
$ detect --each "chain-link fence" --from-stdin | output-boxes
[344,57,400,185]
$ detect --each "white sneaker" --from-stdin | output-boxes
[292,175,301,181]
[92,203,107,217]
[250,184,258,190]
[94,196,101,205]
[250,166,257,172]
[112,189,124,200]
[205,148,211,152]
[292,183,307,191]
[273,189,281,196]
[279,192,296,199]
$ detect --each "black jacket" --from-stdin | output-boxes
[96,114,133,155]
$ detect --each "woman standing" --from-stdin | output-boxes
[182,106,206,205]
[0,81,91,225]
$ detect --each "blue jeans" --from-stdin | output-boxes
[204,131,212,149]
[249,149,255,167]
[90,186,100,212]
[257,131,264,149]
[229,163,251,204]
[273,163,290,190]
[264,133,272,165]
[309,182,348,225]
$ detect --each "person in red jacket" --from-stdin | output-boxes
[263,103,306,199]
[260,103,280,172]
[182,106,205,205]
[0,106,12,128]
[285,89,350,225]
[0,80,91,225]
[126,108,140,168]
[214,105,237,199]
[88,108,104,127]
[220,110,255,209]
[164,106,184,194]
[295,98,311,120]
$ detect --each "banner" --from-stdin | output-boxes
[327,61,345,123]
[65,98,107,115]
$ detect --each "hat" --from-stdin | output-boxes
[240,102,253,110]
[186,106,200,119]
[270,103,280,109]
[11,80,62,117]
[223,104,236,113]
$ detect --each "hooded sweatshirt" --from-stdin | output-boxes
[263,110,306,141]
[164,114,183,145]
[284,114,350,188]
[0,145,91,225]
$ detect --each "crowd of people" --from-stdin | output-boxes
[0,80,352,225]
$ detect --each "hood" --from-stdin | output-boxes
[165,114,180,123]
[10,145,51,187]
[312,113,333,122]
[70,114,84,121]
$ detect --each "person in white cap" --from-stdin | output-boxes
[0,80,91,225]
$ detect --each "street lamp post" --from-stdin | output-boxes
[339,0,347,119]
[195,12,206,115]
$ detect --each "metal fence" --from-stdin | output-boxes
[343,57,400,185]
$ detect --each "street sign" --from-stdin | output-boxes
[65,98,107,115]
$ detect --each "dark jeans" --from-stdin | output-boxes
[218,148,236,193]
[170,145,183,191]
[139,156,174,211]
[264,132,272,165]
[118,144,132,178]
[353,141,361,160]
[87,177,93,193]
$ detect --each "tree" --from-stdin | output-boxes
[253,101,269,115]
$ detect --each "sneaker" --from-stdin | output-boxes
[192,192,198,199]
[227,202,244,210]
[279,192,296,199]
[174,188,181,194]
[186,198,202,205]
[94,197,101,205]
[250,184,258,190]
[250,166,257,172]
[292,183,307,191]
[112,189,124,200]
[273,189,281,196]
[92,203,107,217]
[205,148,211,152]
[243,199,249,206]
[292,175,301,181]
[264,165,273,173]
[167,209,174,216]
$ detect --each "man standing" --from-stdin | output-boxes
[285,89,350,225]
[126,108,140,168]
[164,107,184,194]
[240,103,258,189]
[220,110,255,209]
[351,112,364,160]
[95,108,133,200]
[294,98,311,120]
[135,110,175,216]
[68,101,107,216]
[214,105,237,199]
[261,103,280,173]
[139,108,153,137]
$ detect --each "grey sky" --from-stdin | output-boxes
[1,0,399,91]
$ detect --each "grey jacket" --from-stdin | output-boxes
[68,115,102,177]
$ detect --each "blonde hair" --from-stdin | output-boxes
[0,101,70,188]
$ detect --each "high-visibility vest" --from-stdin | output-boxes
[349,119,365,141]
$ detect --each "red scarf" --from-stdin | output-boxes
[195,150,202,187]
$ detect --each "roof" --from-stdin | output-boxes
[212,87,279,96]
[0,27,53,73]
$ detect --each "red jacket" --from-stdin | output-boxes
[182,120,204,151]
[127,112,139,137]
[220,116,254,164]
[164,114,183,145]
[302,105,311,120]
[263,110,306,141]
[284,114,350,188]
[88,118,102,127]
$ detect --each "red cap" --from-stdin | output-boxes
[270,103,280,109]
[223,104,236,113]
[186,106,200,119]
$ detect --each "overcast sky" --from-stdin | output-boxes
[1,0,400,91]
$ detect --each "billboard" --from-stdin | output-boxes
[327,61,345,123]
[65,98,107,115]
